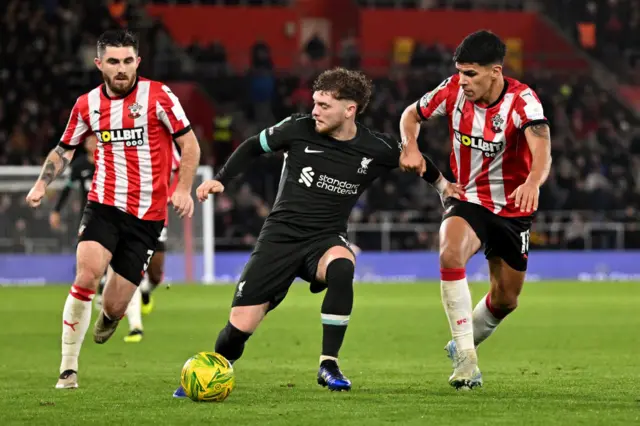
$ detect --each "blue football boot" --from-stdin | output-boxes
[172,385,187,398]
[317,360,351,391]
[444,340,483,389]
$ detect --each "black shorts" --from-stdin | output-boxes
[78,201,164,285]
[231,234,355,311]
[442,198,533,272]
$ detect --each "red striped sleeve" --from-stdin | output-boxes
[417,75,459,121]
[59,95,91,149]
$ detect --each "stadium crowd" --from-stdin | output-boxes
[1,0,639,253]
[548,0,640,83]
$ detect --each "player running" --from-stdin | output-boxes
[399,30,552,390]
[173,68,462,397]
[25,29,201,389]
[123,140,181,343]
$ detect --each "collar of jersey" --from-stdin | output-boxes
[485,79,509,109]
[323,123,360,145]
[101,76,139,100]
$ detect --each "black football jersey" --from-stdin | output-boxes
[257,114,402,241]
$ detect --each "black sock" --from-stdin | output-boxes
[141,291,150,305]
[214,321,252,363]
[320,258,354,359]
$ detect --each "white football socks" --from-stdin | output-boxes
[472,293,511,347]
[60,285,94,373]
[440,268,474,352]
[125,287,143,331]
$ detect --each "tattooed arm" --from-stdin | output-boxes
[524,122,552,187]
[37,146,75,187]
[26,145,75,208]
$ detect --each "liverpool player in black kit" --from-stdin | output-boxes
[173,68,461,396]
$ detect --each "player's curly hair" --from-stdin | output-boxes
[313,68,373,115]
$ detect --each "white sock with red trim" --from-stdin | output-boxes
[440,268,474,351]
[60,285,94,374]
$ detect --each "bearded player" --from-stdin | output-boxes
[26,29,201,389]
[399,30,552,390]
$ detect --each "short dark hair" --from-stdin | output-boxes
[312,68,373,114]
[97,29,139,57]
[453,30,506,66]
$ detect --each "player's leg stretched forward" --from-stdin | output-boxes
[172,294,270,398]
[312,245,355,392]
[56,241,111,389]
[439,216,484,390]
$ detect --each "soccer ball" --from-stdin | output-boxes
[180,352,235,402]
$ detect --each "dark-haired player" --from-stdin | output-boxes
[173,68,462,397]
[25,29,201,389]
[400,30,552,390]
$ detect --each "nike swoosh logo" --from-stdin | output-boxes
[305,147,323,154]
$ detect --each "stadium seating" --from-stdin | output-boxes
[2,0,639,252]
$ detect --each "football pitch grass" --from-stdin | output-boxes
[1,282,638,425]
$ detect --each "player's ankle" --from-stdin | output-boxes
[319,355,338,365]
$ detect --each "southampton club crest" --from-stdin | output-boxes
[491,113,504,133]
[128,102,143,119]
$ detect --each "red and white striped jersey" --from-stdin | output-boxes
[417,75,547,217]
[59,77,191,221]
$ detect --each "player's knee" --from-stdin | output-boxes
[439,245,467,269]
[316,247,354,282]
[229,304,268,334]
[490,288,519,312]
[74,268,101,291]
[325,258,355,289]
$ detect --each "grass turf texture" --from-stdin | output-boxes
[0,282,638,425]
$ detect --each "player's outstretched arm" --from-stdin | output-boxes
[26,146,75,208]
[213,134,267,185]
[196,134,265,202]
[172,130,201,218]
[399,101,426,175]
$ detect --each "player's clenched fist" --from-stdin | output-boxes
[26,182,46,208]
[171,189,195,218]
[196,179,224,202]
[399,146,426,176]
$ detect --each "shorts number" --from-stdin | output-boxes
[143,249,154,272]
[520,230,530,254]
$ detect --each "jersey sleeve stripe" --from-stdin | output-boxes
[416,101,427,120]
[172,124,192,139]
[520,119,549,131]
[259,129,272,153]
[57,141,76,150]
